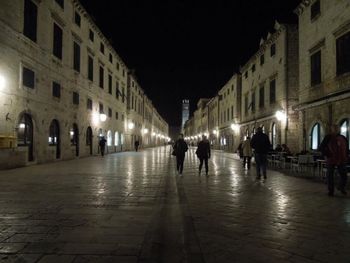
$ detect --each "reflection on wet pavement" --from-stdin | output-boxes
[0,146,349,262]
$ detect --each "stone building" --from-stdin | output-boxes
[0,0,168,168]
[207,96,219,148]
[217,74,241,151]
[240,22,299,152]
[295,0,350,151]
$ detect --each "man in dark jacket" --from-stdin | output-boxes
[251,127,271,179]
[196,135,211,176]
[99,136,107,157]
[319,124,349,196]
[173,134,188,175]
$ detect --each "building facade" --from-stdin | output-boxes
[240,22,299,152]
[295,0,350,151]
[0,0,168,169]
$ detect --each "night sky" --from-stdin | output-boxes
[80,0,300,126]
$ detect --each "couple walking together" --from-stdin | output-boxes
[173,134,210,176]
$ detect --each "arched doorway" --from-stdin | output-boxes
[310,123,320,150]
[17,113,34,162]
[86,126,93,155]
[271,122,277,150]
[70,123,79,157]
[49,119,60,159]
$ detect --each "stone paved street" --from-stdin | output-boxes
[0,146,350,263]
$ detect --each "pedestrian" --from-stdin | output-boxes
[134,140,140,152]
[237,142,243,159]
[173,133,188,176]
[196,135,211,176]
[242,136,253,169]
[251,127,271,180]
[319,124,349,196]
[99,136,107,157]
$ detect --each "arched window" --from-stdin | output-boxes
[86,127,93,146]
[310,123,320,150]
[114,132,119,146]
[121,134,124,145]
[70,124,79,146]
[271,122,277,149]
[17,113,34,161]
[107,130,112,146]
[340,119,349,148]
[245,128,249,139]
[49,120,59,145]
[251,127,256,137]
[261,125,265,133]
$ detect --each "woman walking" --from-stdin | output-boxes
[242,136,253,169]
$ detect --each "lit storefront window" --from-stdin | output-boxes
[310,123,320,150]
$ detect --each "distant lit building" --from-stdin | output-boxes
[181,100,190,130]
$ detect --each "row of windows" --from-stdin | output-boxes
[310,32,350,86]
[244,43,276,79]
[23,0,125,77]
[220,106,234,124]
[244,79,276,115]
[22,66,125,121]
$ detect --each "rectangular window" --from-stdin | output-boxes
[53,23,63,59]
[22,67,35,89]
[89,29,94,42]
[73,41,80,72]
[99,66,104,88]
[99,103,104,113]
[108,74,112,94]
[74,12,81,27]
[100,42,104,54]
[108,107,112,118]
[336,32,350,75]
[116,62,120,70]
[311,50,321,86]
[122,87,125,103]
[270,43,276,57]
[252,64,256,73]
[231,106,234,119]
[55,0,64,9]
[122,69,125,77]
[270,79,276,104]
[87,98,92,110]
[52,81,61,98]
[116,81,120,99]
[244,95,248,115]
[88,55,93,81]
[251,92,255,112]
[73,92,79,105]
[109,53,113,63]
[259,86,264,108]
[23,0,37,42]
[245,71,248,79]
[260,54,265,65]
[115,111,119,120]
[311,0,320,20]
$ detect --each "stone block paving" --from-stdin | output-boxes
[0,146,349,262]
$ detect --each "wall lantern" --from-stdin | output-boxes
[152,132,156,137]
[231,123,240,133]
[128,122,135,130]
[143,128,149,134]
[275,110,287,122]
[100,113,107,122]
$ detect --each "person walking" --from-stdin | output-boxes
[242,136,253,169]
[134,140,140,152]
[196,135,211,176]
[319,124,349,196]
[173,134,188,176]
[251,127,271,180]
[99,136,107,157]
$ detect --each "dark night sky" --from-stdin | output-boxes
[80,0,300,126]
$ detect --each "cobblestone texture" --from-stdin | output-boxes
[0,146,349,262]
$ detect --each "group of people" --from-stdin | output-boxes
[97,137,140,157]
[172,133,210,176]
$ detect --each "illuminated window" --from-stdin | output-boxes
[310,123,320,150]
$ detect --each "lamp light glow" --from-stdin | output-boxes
[128,122,135,130]
[100,113,107,122]
[275,110,287,122]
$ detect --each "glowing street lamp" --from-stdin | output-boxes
[275,110,287,122]
[99,113,107,122]
[143,128,149,134]
[128,122,135,130]
[231,123,240,133]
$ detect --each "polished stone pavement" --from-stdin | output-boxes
[0,146,350,263]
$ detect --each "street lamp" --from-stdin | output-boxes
[231,123,240,133]
[128,122,135,130]
[143,128,149,134]
[275,110,287,122]
[99,113,107,122]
